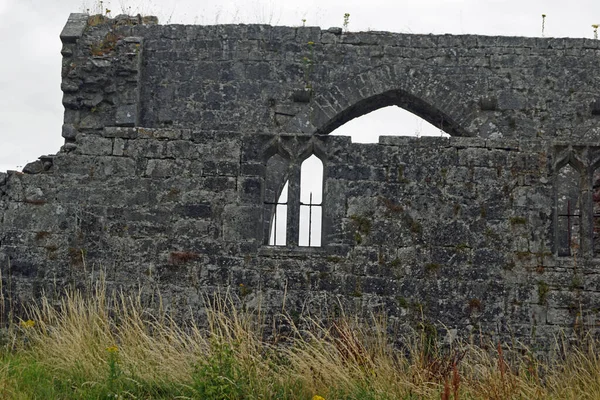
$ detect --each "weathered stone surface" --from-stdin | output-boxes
[22,160,44,174]
[59,13,87,43]
[115,105,138,127]
[61,124,78,140]
[3,14,600,350]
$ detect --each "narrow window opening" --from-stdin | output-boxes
[329,105,450,143]
[557,164,581,256]
[264,154,289,246]
[299,154,323,247]
[593,169,600,255]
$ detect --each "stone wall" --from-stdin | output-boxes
[2,14,600,347]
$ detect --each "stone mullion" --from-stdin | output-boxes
[286,161,302,247]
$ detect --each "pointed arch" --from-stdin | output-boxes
[283,65,472,137]
[314,89,463,136]
[262,136,328,248]
[329,105,450,142]
[554,147,586,174]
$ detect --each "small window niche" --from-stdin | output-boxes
[298,154,323,247]
[557,164,581,256]
[264,154,289,246]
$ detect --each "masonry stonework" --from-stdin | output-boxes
[2,13,600,347]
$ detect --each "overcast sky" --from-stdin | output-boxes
[1,0,599,172]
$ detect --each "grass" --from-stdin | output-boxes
[1,278,600,398]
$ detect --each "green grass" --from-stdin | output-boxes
[0,277,600,399]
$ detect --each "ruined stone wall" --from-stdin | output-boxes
[1,14,600,347]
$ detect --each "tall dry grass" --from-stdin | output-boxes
[0,276,598,398]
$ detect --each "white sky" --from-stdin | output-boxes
[1,0,599,172]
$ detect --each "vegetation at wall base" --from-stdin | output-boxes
[0,279,599,399]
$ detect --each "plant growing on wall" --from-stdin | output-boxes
[302,41,315,90]
[538,281,549,305]
[541,14,546,37]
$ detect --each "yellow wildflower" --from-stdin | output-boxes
[312,396,326,400]
[308,41,315,45]
[20,320,35,328]
[106,345,119,353]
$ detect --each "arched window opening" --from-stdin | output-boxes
[299,154,323,247]
[593,168,600,255]
[264,154,289,246]
[329,106,450,143]
[557,164,581,256]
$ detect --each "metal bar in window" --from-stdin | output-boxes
[557,200,582,256]
[265,199,288,246]
[300,193,322,247]
[273,204,277,245]
[308,192,313,247]
[567,200,571,253]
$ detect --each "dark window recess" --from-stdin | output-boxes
[593,169,600,255]
[557,164,581,256]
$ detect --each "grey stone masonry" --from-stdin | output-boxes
[2,13,600,348]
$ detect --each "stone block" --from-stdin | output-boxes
[60,13,88,43]
[145,159,186,178]
[150,129,183,140]
[174,203,212,219]
[115,104,138,127]
[112,138,125,156]
[450,137,486,149]
[166,141,198,159]
[239,177,261,203]
[222,205,262,241]
[126,140,166,158]
[103,127,138,139]
[77,136,113,156]
[62,124,78,140]
[22,160,44,175]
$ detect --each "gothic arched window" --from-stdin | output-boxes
[299,154,323,247]
[264,150,324,248]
